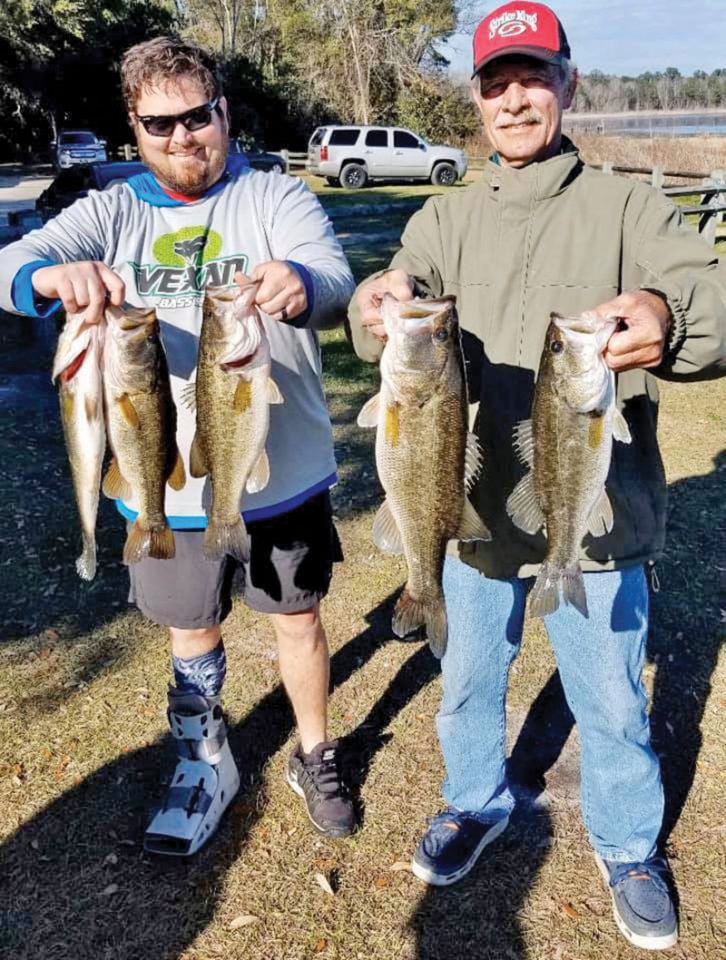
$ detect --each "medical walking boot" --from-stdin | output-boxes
[144,688,240,856]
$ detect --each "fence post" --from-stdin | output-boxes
[279,148,290,175]
[602,160,614,175]
[651,166,664,189]
[123,144,133,161]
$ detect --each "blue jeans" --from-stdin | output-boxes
[437,556,663,862]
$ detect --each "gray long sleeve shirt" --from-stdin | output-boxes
[0,160,355,526]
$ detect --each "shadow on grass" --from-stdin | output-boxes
[409,450,724,959]
[0,591,410,958]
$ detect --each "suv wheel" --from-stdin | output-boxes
[270,162,284,174]
[340,163,368,189]
[326,177,341,188]
[431,162,457,187]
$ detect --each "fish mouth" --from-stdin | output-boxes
[52,327,92,382]
[383,294,456,336]
[552,312,617,337]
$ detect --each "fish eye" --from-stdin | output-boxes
[551,339,564,354]
[433,328,448,342]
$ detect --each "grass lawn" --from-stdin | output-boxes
[0,201,723,960]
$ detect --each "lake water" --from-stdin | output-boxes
[565,112,726,138]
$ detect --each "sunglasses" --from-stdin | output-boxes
[135,96,222,137]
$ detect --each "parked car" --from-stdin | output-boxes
[52,129,108,170]
[229,139,287,173]
[37,161,147,217]
[307,125,467,188]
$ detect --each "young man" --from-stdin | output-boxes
[349,2,726,951]
[0,37,357,853]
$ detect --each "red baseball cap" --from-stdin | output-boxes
[472,2,571,76]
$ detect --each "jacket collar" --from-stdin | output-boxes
[483,136,582,201]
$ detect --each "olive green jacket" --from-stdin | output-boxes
[347,143,726,578]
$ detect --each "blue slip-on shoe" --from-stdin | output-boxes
[412,807,510,886]
[595,853,678,950]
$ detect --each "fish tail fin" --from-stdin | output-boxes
[204,518,250,562]
[148,525,176,561]
[529,562,588,619]
[76,536,97,581]
[123,521,175,564]
[562,565,588,617]
[392,589,448,659]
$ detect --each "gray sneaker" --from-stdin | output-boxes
[286,740,356,838]
[595,853,678,950]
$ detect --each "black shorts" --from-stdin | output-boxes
[127,492,343,628]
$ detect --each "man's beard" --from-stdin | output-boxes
[138,132,229,195]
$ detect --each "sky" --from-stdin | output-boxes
[445,0,726,79]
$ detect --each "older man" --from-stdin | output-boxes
[0,38,356,854]
[349,1,725,950]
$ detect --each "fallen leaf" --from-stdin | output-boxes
[374,876,389,889]
[390,861,410,873]
[44,629,60,642]
[30,839,39,851]
[101,884,118,896]
[108,830,118,840]
[104,853,118,866]
[40,747,53,762]
[229,914,258,930]
[561,901,579,919]
[314,938,327,953]
[38,647,52,660]
[314,872,335,896]
[312,857,337,871]
[118,839,135,847]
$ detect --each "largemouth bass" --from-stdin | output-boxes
[102,306,185,564]
[506,312,632,618]
[190,285,283,562]
[52,311,106,580]
[358,295,491,658]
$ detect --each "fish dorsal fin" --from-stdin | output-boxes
[246,450,270,493]
[116,393,140,429]
[180,380,197,413]
[189,434,208,478]
[465,432,483,490]
[587,488,614,538]
[103,458,132,501]
[357,392,381,428]
[372,499,404,555]
[513,419,535,467]
[266,378,284,404]
[506,471,545,535]
[612,407,632,444]
[234,379,253,413]
[456,498,492,542]
[167,450,186,491]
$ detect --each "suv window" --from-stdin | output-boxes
[60,132,96,145]
[309,127,326,146]
[365,130,388,147]
[393,130,420,149]
[329,129,360,146]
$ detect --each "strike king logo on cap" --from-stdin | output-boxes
[473,1,570,75]
[488,9,538,40]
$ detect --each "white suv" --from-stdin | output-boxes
[307,126,467,188]
[53,130,108,170]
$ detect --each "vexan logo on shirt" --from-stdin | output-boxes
[130,226,248,301]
